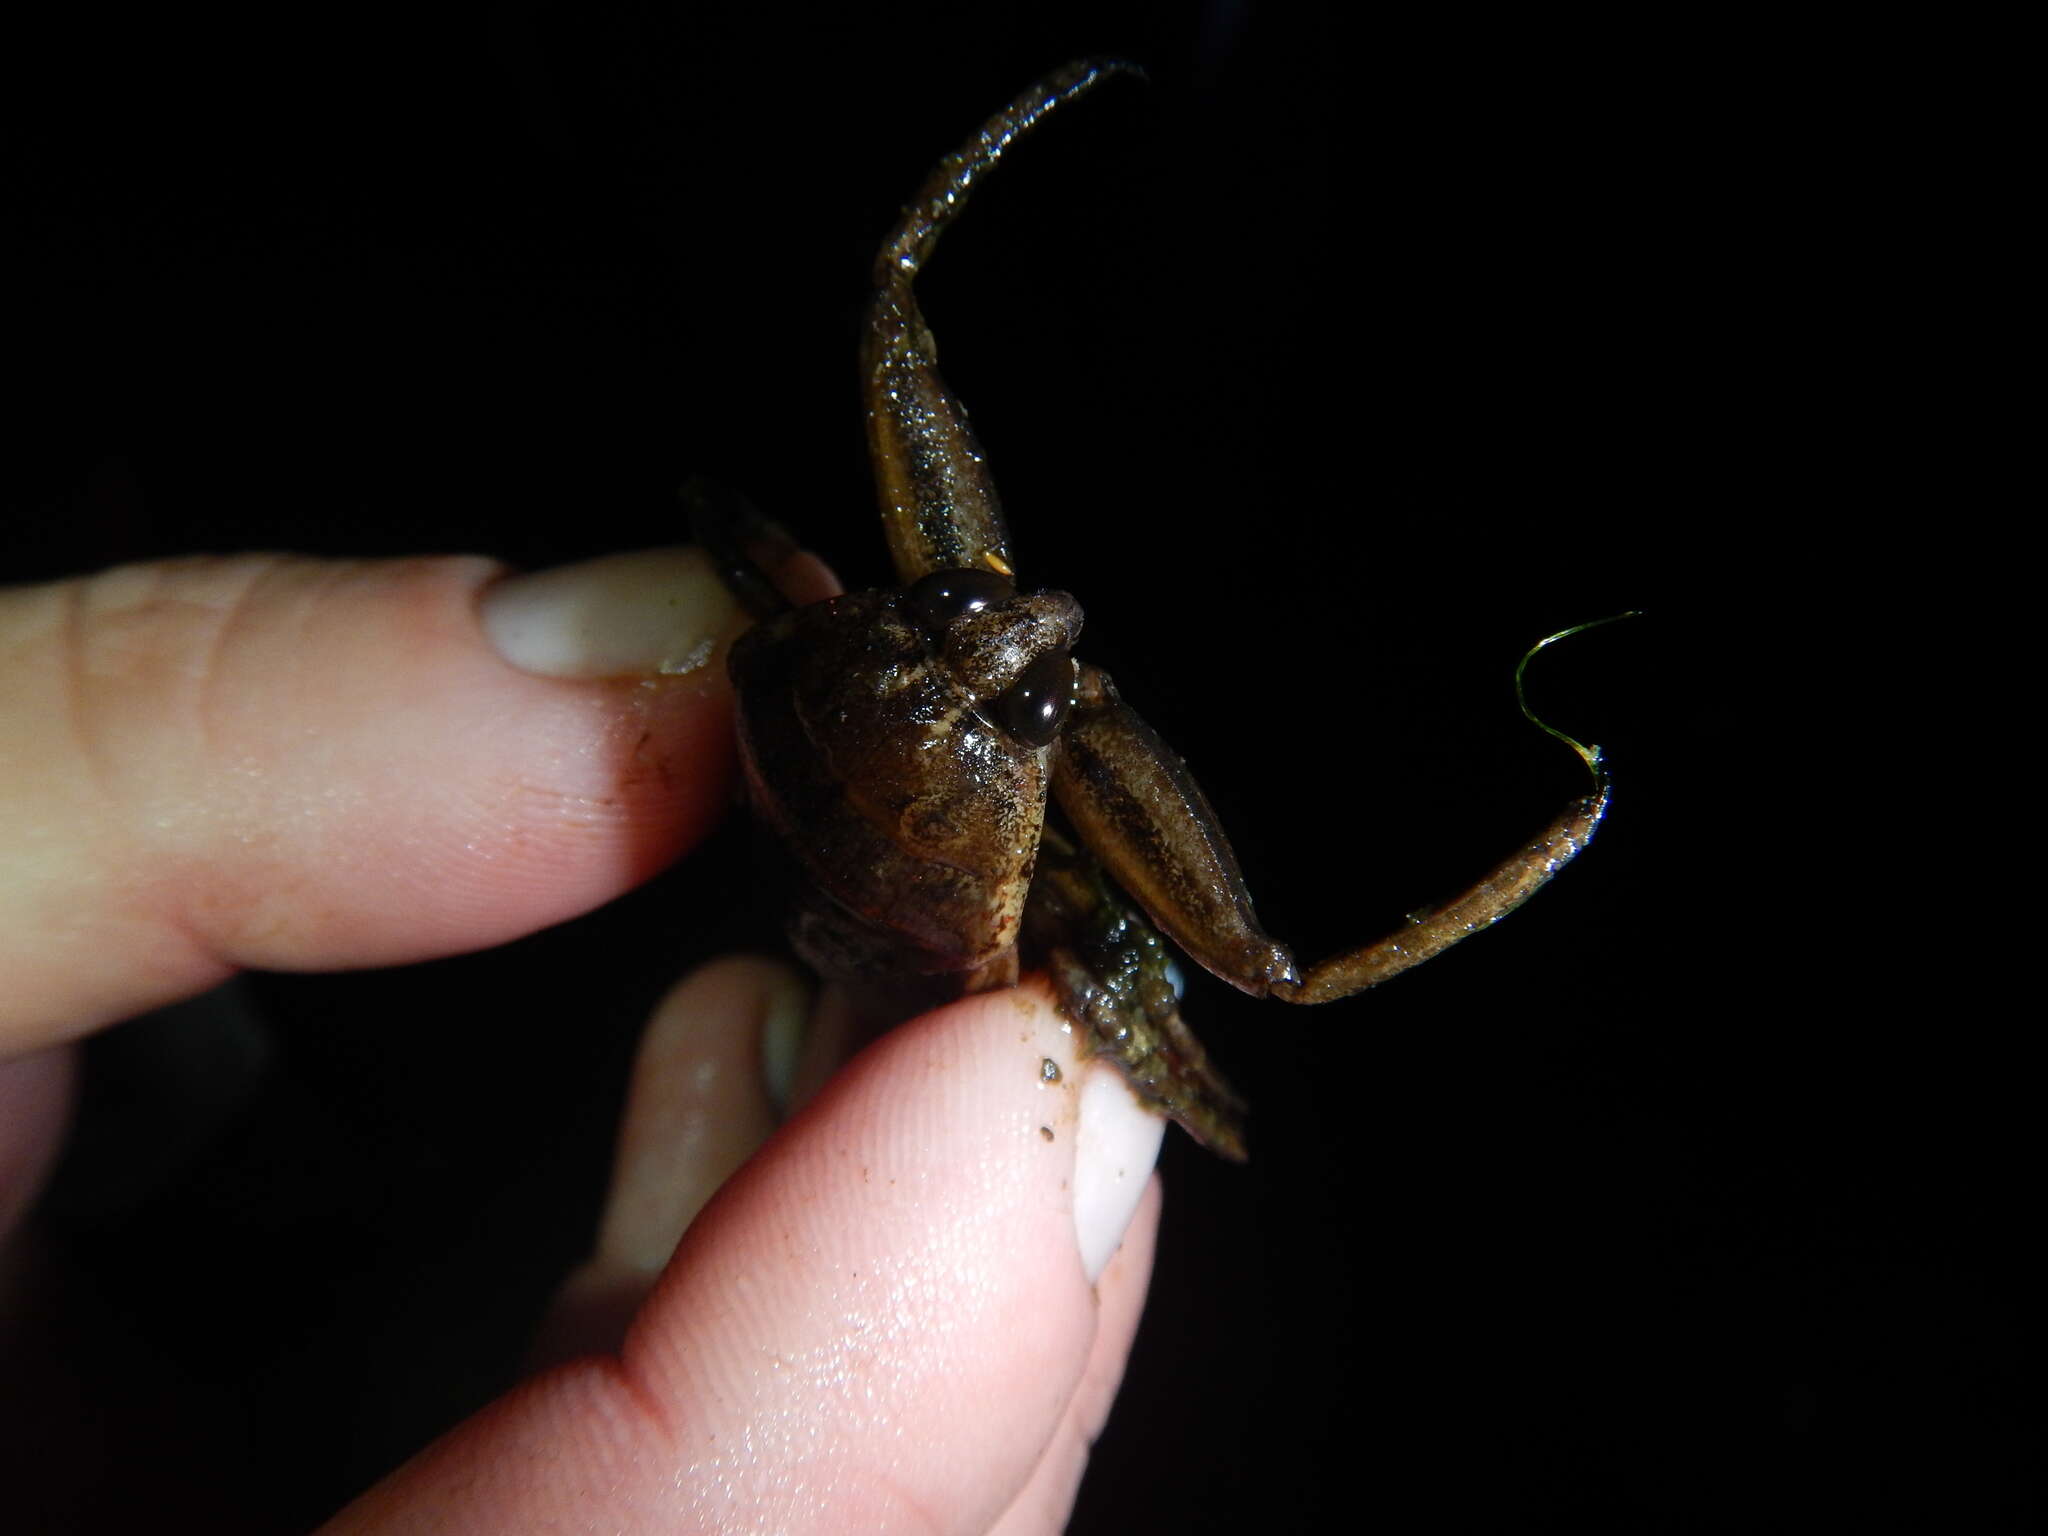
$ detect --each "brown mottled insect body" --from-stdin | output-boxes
[707,60,1610,1161]
[728,579,1079,982]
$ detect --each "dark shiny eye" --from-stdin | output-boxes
[997,649,1074,748]
[908,567,1016,631]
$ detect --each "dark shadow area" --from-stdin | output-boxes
[7,5,2005,1531]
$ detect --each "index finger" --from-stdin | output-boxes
[0,548,743,1053]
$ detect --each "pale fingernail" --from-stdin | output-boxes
[479,547,742,679]
[1071,1061,1166,1283]
[757,966,816,1116]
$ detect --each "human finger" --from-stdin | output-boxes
[988,1174,1161,1533]
[0,1045,76,1249]
[527,954,808,1368]
[322,979,1166,1534]
[0,548,746,1053]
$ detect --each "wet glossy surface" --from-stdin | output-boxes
[720,63,1611,1161]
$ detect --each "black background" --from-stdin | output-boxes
[7,4,2014,1532]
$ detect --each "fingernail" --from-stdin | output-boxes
[757,966,816,1115]
[1071,1061,1166,1283]
[480,547,742,679]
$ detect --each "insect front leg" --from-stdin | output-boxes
[862,59,1136,585]
[1052,662,1607,1007]
[1024,826,1249,1160]
[683,477,799,619]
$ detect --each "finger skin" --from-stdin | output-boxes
[324,983,1158,1535]
[0,554,736,1051]
[989,1175,1160,1535]
[592,957,796,1268]
[527,957,796,1371]
[0,1047,75,1249]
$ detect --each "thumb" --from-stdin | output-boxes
[325,977,1166,1535]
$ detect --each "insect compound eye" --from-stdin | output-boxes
[907,567,1016,633]
[996,649,1074,748]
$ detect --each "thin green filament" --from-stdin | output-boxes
[1514,612,1641,781]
